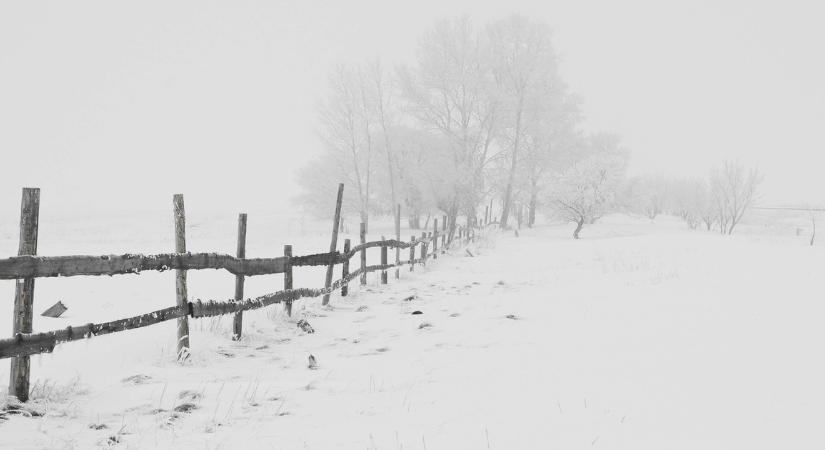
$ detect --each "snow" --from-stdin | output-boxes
[2,213,825,449]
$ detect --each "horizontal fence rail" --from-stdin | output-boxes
[0,240,437,280]
[0,253,288,279]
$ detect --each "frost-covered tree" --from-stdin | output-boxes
[518,114,581,227]
[709,160,763,235]
[668,178,712,229]
[298,14,631,234]
[398,16,499,236]
[637,174,671,220]
[485,15,565,229]
[378,126,445,228]
[546,133,628,239]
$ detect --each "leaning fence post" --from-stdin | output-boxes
[409,235,416,272]
[360,222,367,285]
[341,239,350,296]
[172,194,191,362]
[322,183,344,306]
[395,204,401,279]
[380,236,388,284]
[232,213,247,340]
[284,244,293,315]
[8,187,39,402]
[432,219,438,259]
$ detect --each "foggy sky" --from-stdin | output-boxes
[1,0,823,216]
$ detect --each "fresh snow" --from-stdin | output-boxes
[1,213,825,449]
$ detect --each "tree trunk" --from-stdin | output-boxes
[446,202,459,243]
[360,210,369,234]
[408,214,420,229]
[499,95,524,230]
[528,191,537,228]
[573,217,584,239]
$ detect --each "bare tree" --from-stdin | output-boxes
[367,59,399,213]
[312,64,377,230]
[709,160,763,235]
[636,174,671,220]
[486,15,563,229]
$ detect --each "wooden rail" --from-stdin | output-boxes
[0,242,432,280]
[0,253,289,279]
[0,185,481,402]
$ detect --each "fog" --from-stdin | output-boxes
[4,3,825,447]
[1,0,823,215]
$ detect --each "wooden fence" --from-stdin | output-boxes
[1,184,478,402]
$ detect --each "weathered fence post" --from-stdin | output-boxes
[322,183,344,306]
[341,239,350,296]
[284,244,293,315]
[8,187,39,402]
[380,236,388,284]
[172,194,190,362]
[360,222,367,285]
[395,204,401,279]
[409,235,415,272]
[232,213,247,340]
[432,219,438,259]
[421,232,428,265]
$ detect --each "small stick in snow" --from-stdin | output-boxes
[465,249,474,257]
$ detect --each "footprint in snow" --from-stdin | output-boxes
[122,374,153,385]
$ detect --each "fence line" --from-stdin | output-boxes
[1,184,480,401]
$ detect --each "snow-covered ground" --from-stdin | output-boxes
[2,212,825,449]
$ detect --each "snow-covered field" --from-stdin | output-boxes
[2,212,825,449]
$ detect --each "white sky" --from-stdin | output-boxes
[1,0,823,215]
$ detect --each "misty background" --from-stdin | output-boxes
[1,0,823,217]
